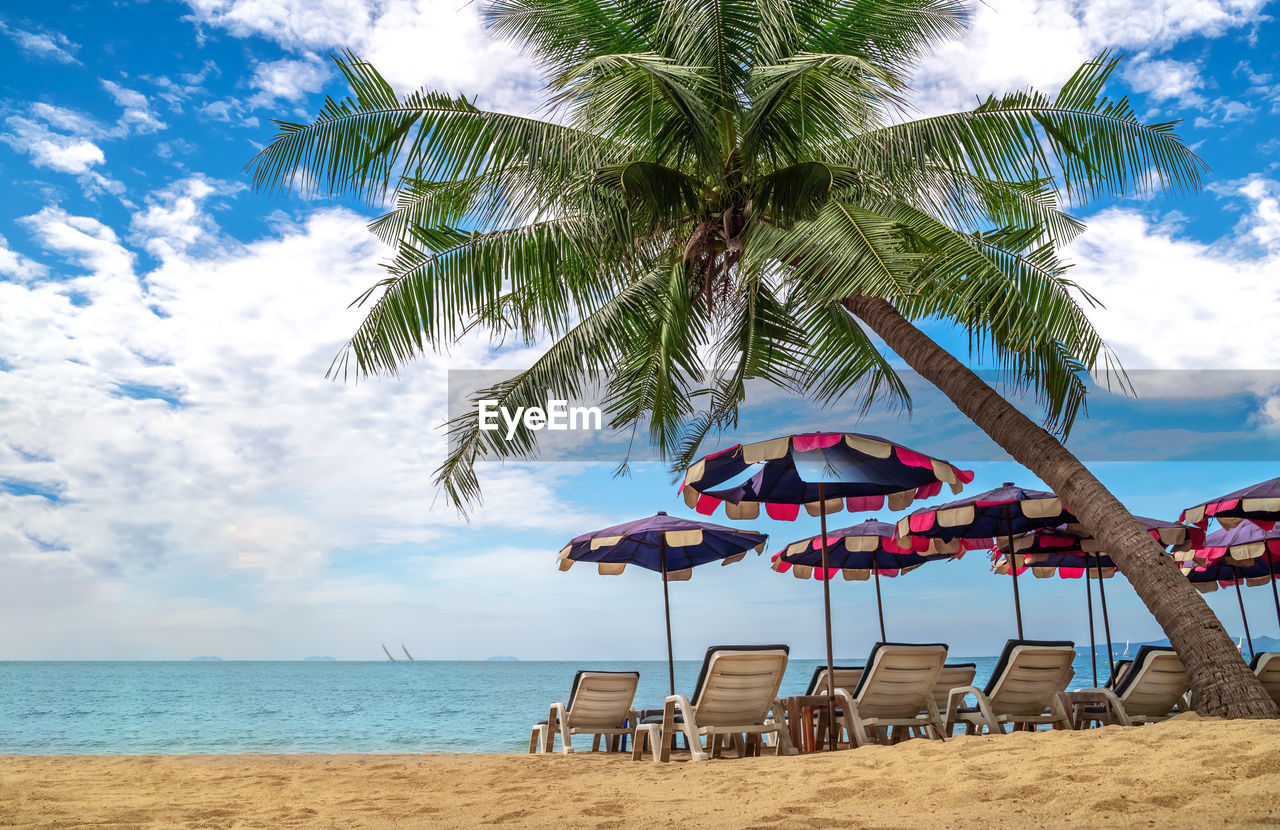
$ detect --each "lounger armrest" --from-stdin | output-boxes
[658,695,698,762]
[945,685,980,725]
[834,687,869,747]
[769,698,798,756]
[547,702,569,753]
[1070,688,1128,726]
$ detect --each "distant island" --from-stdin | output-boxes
[303,656,336,661]
[485,656,519,661]
[189,656,223,662]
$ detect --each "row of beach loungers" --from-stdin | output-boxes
[529,643,1280,761]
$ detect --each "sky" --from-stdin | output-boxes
[2,0,1280,661]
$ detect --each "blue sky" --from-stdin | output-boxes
[2,0,1280,661]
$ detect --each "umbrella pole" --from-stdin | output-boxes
[1231,565,1255,661]
[1004,516,1024,639]
[1084,559,1098,688]
[1267,554,1280,631]
[1094,554,1116,678]
[818,483,837,752]
[871,549,886,641]
[659,535,675,697]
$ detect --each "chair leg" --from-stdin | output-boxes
[591,734,601,752]
[528,725,542,754]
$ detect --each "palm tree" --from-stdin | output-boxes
[248,0,1276,716]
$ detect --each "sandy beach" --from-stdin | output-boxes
[1,715,1277,829]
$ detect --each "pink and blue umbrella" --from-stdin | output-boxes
[557,511,768,694]
[679,432,973,520]
[771,519,962,640]
[898,483,1075,638]
[1184,523,1280,661]
[1182,476,1280,531]
[682,432,972,750]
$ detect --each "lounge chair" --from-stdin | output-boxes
[930,663,978,714]
[529,670,639,754]
[631,645,796,762]
[945,640,1075,735]
[1071,645,1189,727]
[807,665,864,696]
[1253,652,1280,706]
[830,642,948,746]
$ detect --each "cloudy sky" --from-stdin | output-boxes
[2,0,1279,661]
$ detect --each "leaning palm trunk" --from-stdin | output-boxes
[846,295,1278,718]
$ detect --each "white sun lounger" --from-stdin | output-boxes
[830,642,948,746]
[529,670,639,754]
[945,640,1075,735]
[1253,652,1280,706]
[631,645,796,762]
[1071,646,1189,727]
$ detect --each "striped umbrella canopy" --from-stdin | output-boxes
[771,519,962,640]
[558,511,768,694]
[1181,476,1280,531]
[679,432,973,520]
[990,517,1203,684]
[1184,524,1280,662]
[682,432,973,750]
[898,483,1075,638]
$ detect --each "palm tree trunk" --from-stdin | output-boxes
[844,295,1278,718]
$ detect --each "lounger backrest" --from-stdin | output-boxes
[929,663,977,712]
[806,666,864,696]
[1106,659,1133,689]
[850,642,947,719]
[982,640,1075,716]
[1252,652,1280,706]
[565,670,639,729]
[1113,646,1188,717]
[690,644,789,727]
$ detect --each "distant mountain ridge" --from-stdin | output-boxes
[1076,635,1279,655]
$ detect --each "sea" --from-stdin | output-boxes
[0,653,1115,754]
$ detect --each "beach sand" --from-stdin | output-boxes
[2,715,1278,829]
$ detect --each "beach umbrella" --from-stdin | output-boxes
[771,519,963,641]
[681,432,973,750]
[1184,524,1280,661]
[1181,476,1280,531]
[898,483,1075,639]
[990,517,1203,684]
[558,511,768,695]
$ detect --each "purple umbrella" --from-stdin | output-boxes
[1182,476,1280,532]
[558,511,768,694]
[898,482,1075,638]
[682,432,973,750]
[770,519,962,640]
[1185,523,1280,660]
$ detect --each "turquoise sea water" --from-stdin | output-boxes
[0,654,1112,754]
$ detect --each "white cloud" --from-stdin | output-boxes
[1123,57,1207,106]
[0,21,79,64]
[0,235,48,282]
[183,0,540,113]
[101,80,168,134]
[249,54,330,105]
[909,0,1268,115]
[1,115,105,174]
[1067,176,1280,419]
[0,184,615,656]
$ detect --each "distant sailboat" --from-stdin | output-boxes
[381,643,396,662]
[1122,639,1130,658]
[401,644,415,662]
